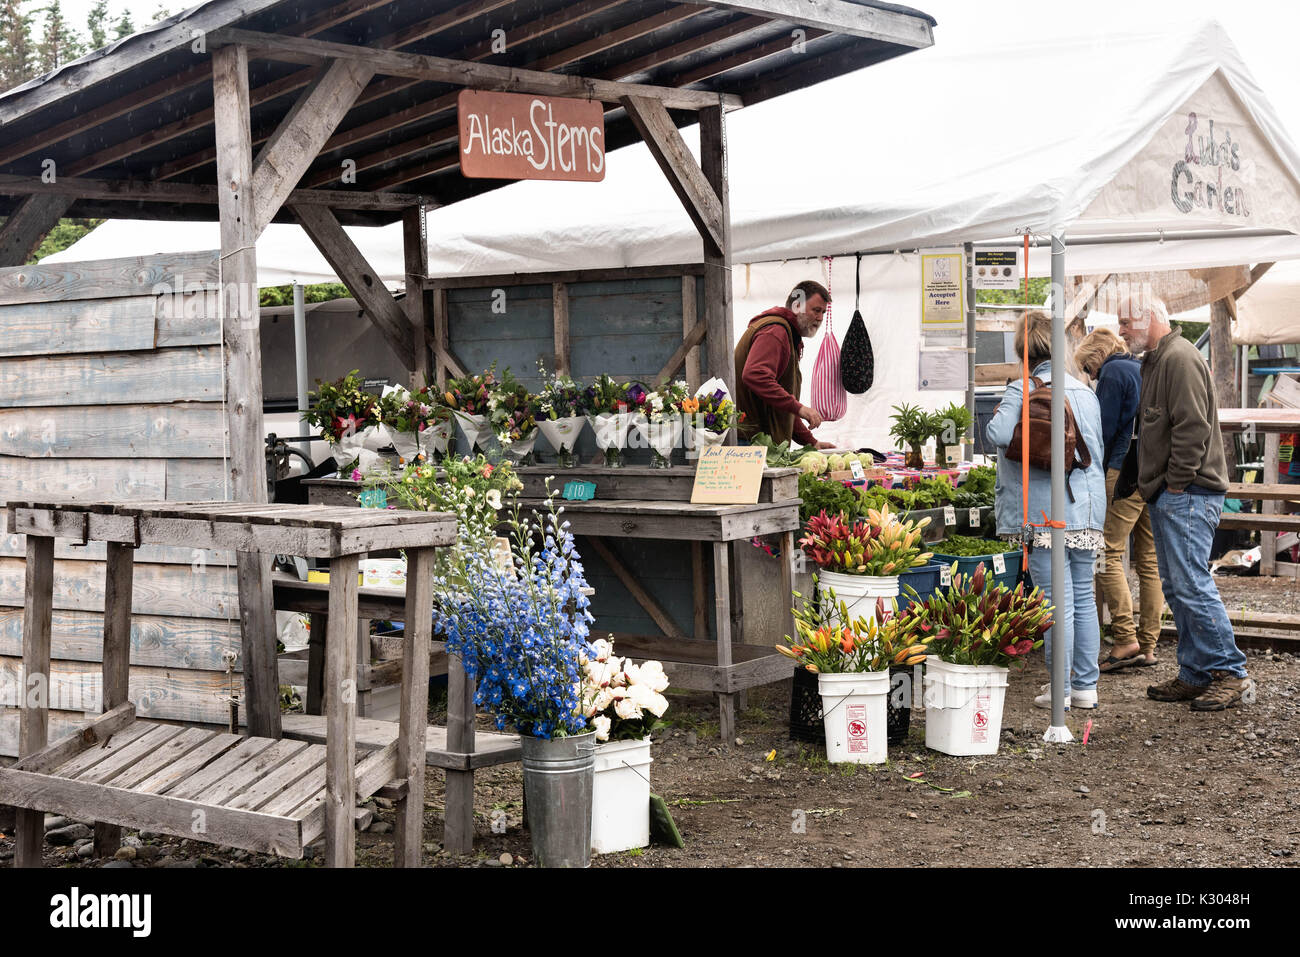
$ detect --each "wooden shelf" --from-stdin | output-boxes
[609,633,794,694]
[0,712,396,859]
[281,714,520,772]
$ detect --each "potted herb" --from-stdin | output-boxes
[777,586,931,763]
[301,370,385,475]
[535,361,588,468]
[930,534,1024,589]
[902,564,1052,756]
[633,379,688,469]
[932,401,973,466]
[800,503,932,623]
[489,369,540,465]
[681,377,743,458]
[579,637,669,853]
[379,384,453,465]
[585,373,638,468]
[443,364,499,452]
[889,402,933,469]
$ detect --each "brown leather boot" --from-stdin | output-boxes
[1146,676,1208,702]
[1190,671,1253,712]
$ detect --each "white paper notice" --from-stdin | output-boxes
[919,349,969,391]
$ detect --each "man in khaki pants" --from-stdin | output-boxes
[1076,330,1163,668]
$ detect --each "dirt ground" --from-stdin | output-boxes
[4,572,1298,870]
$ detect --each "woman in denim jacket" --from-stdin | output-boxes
[986,311,1107,710]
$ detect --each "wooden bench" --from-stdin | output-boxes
[0,500,455,868]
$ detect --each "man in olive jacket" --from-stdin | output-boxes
[1117,292,1251,711]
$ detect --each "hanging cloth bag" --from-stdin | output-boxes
[840,254,875,394]
[810,258,847,421]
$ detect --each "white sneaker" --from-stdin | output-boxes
[1034,689,1068,710]
[1071,689,1098,709]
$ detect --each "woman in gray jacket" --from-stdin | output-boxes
[986,311,1107,709]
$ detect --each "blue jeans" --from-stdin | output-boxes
[1147,490,1248,684]
[1027,546,1101,693]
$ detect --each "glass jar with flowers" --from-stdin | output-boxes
[489,369,540,465]
[579,636,669,853]
[632,379,688,469]
[301,370,385,475]
[535,361,588,467]
[442,364,499,452]
[585,373,639,468]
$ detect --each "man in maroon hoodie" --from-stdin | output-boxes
[734,280,834,449]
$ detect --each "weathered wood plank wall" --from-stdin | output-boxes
[0,251,238,755]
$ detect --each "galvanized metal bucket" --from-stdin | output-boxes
[520,730,597,868]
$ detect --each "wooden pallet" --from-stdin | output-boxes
[0,708,396,858]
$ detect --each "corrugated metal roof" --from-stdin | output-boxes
[0,0,935,225]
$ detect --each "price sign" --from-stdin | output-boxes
[358,489,387,509]
[690,445,767,504]
[940,564,952,586]
[849,459,865,481]
[992,552,1007,575]
[944,506,956,526]
[969,507,980,527]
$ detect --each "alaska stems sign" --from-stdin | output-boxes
[458,90,606,182]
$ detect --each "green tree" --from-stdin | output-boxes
[86,0,110,49]
[975,277,1049,306]
[36,0,83,73]
[0,0,35,89]
[258,283,351,307]
[29,218,103,263]
[113,9,133,39]
[149,4,173,25]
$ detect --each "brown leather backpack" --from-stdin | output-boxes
[1005,376,1093,480]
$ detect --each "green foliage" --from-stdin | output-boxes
[258,282,351,307]
[86,0,110,49]
[797,472,858,523]
[951,465,996,509]
[975,277,1049,306]
[29,217,102,263]
[888,402,932,449]
[1179,320,1208,346]
[931,535,1021,557]
[36,0,82,73]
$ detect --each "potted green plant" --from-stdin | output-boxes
[777,588,931,763]
[800,503,932,623]
[932,401,973,466]
[579,637,669,853]
[902,564,1053,756]
[889,402,932,469]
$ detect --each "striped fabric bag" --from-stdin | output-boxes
[811,310,846,422]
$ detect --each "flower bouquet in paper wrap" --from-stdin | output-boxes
[301,370,386,475]
[632,379,688,469]
[489,369,540,465]
[579,636,670,742]
[681,377,743,459]
[535,362,588,468]
[443,365,499,452]
[379,383,453,465]
[585,374,639,468]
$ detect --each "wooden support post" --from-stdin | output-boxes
[324,552,359,867]
[356,618,371,718]
[307,611,327,714]
[15,534,54,867]
[395,547,433,867]
[553,282,571,376]
[93,542,134,858]
[780,530,796,657]
[691,541,708,639]
[712,541,735,742]
[444,653,475,855]
[729,538,748,711]
[699,105,735,433]
[682,275,701,390]
[1263,431,1280,577]
[213,43,281,740]
[1210,296,1239,475]
[403,205,431,388]
[432,285,450,388]
[0,193,73,267]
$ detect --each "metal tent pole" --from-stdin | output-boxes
[1044,231,1073,744]
[293,281,309,416]
[964,241,976,460]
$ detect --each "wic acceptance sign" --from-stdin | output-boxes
[458,90,606,182]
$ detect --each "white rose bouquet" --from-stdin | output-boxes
[578,637,671,742]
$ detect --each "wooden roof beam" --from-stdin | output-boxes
[0,173,431,210]
[595,14,770,80]
[250,58,375,234]
[292,204,415,367]
[0,193,73,266]
[684,0,935,47]
[665,26,831,87]
[209,28,745,111]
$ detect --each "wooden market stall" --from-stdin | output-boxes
[0,0,938,861]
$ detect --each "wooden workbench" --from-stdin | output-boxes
[307,466,802,742]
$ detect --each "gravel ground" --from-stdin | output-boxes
[3,577,1297,870]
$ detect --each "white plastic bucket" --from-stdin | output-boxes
[922,656,1009,756]
[817,571,899,625]
[590,737,652,854]
[817,670,890,764]
[360,558,406,589]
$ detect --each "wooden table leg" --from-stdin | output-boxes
[395,548,433,867]
[691,542,708,639]
[94,541,134,859]
[1263,431,1280,576]
[780,530,796,649]
[307,612,327,715]
[729,540,747,712]
[324,554,359,868]
[443,652,475,855]
[713,541,735,743]
[356,618,371,718]
[15,534,53,868]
